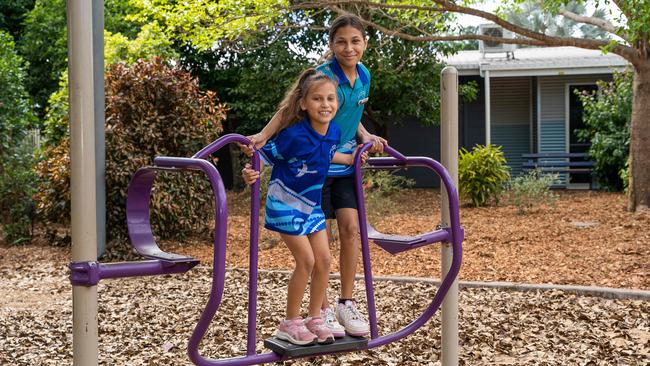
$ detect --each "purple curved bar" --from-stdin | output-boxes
[73,133,461,366]
[178,135,277,366]
[353,143,463,347]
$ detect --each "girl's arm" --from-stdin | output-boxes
[356,123,387,153]
[241,111,290,156]
[332,148,369,165]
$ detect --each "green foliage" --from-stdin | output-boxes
[181,28,315,135]
[42,25,178,147]
[0,139,37,244]
[576,72,632,191]
[18,0,67,115]
[0,30,37,244]
[0,0,35,40]
[18,0,143,116]
[362,169,415,212]
[505,1,610,40]
[363,24,460,128]
[458,144,510,207]
[35,58,226,249]
[146,7,463,135]
[506,169,558,214]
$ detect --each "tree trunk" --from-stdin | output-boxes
[629,61,650,211]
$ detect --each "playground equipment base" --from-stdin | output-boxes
[264,335,368,358]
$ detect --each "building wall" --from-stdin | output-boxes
[490,77,531,176]
[537,74,612,153]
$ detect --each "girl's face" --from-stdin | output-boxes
[300,81,338,130]
[329,25,367,70]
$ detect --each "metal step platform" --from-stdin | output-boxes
[264,335,368,358]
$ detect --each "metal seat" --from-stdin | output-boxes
[366,222,452,255]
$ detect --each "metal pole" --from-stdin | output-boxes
[68,0,99,365]
[92,0,106,257]
[484,69,491,145]
[440,66,459,366]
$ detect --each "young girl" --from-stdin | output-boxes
[241,68,367,346]
[243,14,385,338]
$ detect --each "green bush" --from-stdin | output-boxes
[458,144,510,207]
[576,72,631,191]
[35,58,226,252]
[363,170,415,211]
[0,30,37,244]
[506,169,558,214]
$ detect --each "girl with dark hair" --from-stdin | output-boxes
[244,14,385,339]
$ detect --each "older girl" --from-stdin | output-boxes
[244,14,384,338]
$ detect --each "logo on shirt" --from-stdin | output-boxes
[296,163,317,178]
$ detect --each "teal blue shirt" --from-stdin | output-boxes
[317,58,371,176]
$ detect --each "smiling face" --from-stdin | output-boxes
[329,25,367,70]
[300,80,338,133]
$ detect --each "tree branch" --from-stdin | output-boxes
[289,0,638,62]
[611,0,634,21]
[558,9,622,38]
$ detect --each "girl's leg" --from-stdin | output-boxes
[306,230,331,317]
[334,207,370,337]
[320,220,333,310]
[280,233,315,319]
[304,229,335,344]
[335,208,360,299]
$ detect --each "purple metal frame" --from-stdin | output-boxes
[68,135,462,366]
[354,143,463,345]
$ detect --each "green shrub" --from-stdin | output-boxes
[0,30,38,244]
[506,169,558,214]
[35,58,226,253]
[458,144,510,207]
[576,72,631,191]
[363,170,415,211]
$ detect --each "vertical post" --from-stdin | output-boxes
[440,67,459,366]
[484,69,491,145]
[68,0,99,365]
[92,0,106,256]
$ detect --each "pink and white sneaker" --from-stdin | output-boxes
[276,318,317,346]
[320,307,346,338]
[304,317,335,344]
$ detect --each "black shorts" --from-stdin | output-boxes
[322,175,358,219]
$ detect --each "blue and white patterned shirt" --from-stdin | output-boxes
[258,118,341,235]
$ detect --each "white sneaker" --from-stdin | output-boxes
[335,300,370,337]
[321,307,346,338]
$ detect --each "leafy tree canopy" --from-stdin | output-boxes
[0,0,35,40]
[43,23,178,146]
[18,0,144,116]
[0,30,36,149]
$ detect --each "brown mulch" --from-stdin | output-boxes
[1,190,649,365]
[165,189,650,290]
[1,250,648,365]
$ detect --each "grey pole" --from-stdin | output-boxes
[484,69,491,145]
[440,66,459,366]
[92,0,106,257]
[68,0,99,364]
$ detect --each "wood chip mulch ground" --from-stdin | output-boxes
[171,189,650,290]
[1,248,648,365]
[1,189,649,365]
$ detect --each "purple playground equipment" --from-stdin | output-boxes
[69,134,463,365]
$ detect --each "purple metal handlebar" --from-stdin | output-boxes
[354,142,463,346]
